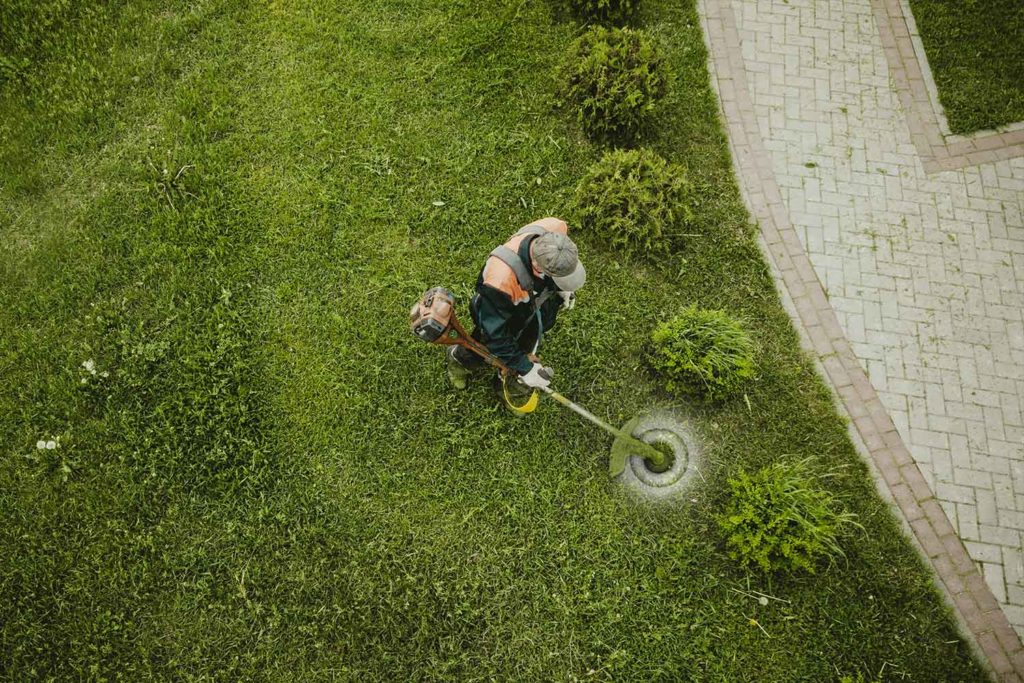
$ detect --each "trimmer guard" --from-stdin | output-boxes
[502,376,539,415]
[609,414,673,477]
[609,416,642,477]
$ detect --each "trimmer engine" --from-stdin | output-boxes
[409,287,456,343]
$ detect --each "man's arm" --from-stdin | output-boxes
[474,286,534,374]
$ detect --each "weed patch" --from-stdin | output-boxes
[567,0,640,26]
[719,459,862,574]
[649,305,755,402]
[574,147,694,257]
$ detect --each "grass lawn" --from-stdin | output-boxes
[907,0,1024,134]
[0,0,986,680]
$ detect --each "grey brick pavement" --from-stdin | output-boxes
[732,0,1024,639]
[698,0,1024,677]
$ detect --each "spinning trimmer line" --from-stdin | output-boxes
[410,287,672,477]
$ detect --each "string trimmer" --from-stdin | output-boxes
[410,287,671,477]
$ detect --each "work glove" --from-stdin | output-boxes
[519,363,553,390]
[559,291,576,311]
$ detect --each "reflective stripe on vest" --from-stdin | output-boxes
[487,225,547,293]
[489,245,535,293]
[485,223,544,290]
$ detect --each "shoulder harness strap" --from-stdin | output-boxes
[514,225,547,238]
[488,225,549,295]
[489,245,535,293]
[533,289,555,308]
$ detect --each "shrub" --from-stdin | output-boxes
[649,305,754,401]
[718,459,861,574]
[567,0,639,25]
[561,26,670,142]
[574,148,693,257]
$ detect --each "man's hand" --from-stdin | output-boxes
[519,363,553,390]
[559,291,576,311]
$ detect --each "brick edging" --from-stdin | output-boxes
[870,0,1024,173]
[696,0,1024,679]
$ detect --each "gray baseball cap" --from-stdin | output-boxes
[532,232,586,292]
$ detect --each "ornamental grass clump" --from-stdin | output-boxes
[561,26,670,142]
[567,0,639,25]
[718,459,862,574]
[649,305,754,401]
[574,148,693,257]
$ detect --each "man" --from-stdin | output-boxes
[447,217,586,392]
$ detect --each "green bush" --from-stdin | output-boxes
[561,26,670,142]
[568,0,639,25]
[574,148,693,257]
[718,460,861,574]
[649,305,754,401]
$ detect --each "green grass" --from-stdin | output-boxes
[0,0,986,680]
[908,0,1024,134]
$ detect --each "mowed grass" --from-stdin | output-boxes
[908,0,1024,134]
[0,1,986,680]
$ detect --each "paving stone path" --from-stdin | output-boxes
[697,0,1024,677]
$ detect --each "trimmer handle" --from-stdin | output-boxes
[410,287,512,374]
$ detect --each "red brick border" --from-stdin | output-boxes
[697,0,1024,679]
[870,0,1024,173]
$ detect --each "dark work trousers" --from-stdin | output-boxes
[452,299,542,372]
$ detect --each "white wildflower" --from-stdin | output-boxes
[101,371,109,378]
[36,440,46,450]
[45,440,57,450]
[82,359,96,375]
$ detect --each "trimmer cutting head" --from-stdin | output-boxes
[609,416,677,477]
[612,412,698,501]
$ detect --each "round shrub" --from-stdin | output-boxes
[649,305,754,401]
[574,148,693,257]
[568,0,639,25]
[561,26,670,141]
[718,459,861,574]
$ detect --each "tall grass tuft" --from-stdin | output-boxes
[560,26,670,142]
[719,459,862,574]
[649,305,754,401]
[566,0,640,26]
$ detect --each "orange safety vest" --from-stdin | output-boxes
[481,217,568,305]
